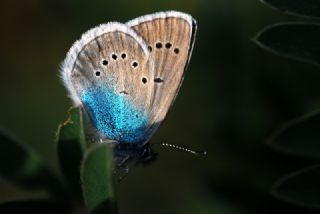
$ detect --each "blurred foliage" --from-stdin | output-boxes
[0,107,115,213]
[1,0,320,213]
[261,0,320,19]
[271,165,320,209]
[0,130,63,196]
[255,23,320,68]
[266,110,320,159]
[255,0,320,211]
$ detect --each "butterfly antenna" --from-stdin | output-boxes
[160,142,207,156]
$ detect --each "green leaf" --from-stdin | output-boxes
[272,165,320,209]
[81,143,117,214]
[261,0,320,19]
[56,106,86,197]
[254,23,320,68]
[266,110,320,159]
[0,199,70,214]
[0,129,63,196]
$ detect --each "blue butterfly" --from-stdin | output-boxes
[61,11,197,167]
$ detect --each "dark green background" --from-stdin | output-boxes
[1,0,319,213]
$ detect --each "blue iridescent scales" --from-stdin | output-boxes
[81,86,149,144]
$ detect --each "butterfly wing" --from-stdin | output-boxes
[127,11,197,139]
[61,23,155,144]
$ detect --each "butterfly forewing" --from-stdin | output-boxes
[127,11,197,137]
[61,23,155,144]
[74,31,153,108]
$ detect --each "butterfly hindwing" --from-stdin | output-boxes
[127,11,197,138]
[61,23,155,144]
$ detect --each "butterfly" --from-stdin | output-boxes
[60,11,197,166]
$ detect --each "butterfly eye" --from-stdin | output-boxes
[174,48,180,54]
[148,46,152,52]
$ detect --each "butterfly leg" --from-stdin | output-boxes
[113,154,131,182]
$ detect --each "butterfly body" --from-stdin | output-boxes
[61,11,197,159]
